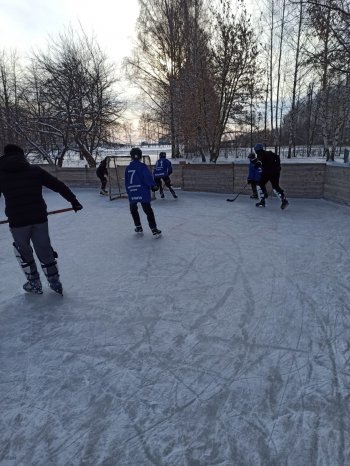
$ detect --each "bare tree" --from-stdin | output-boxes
[126,0,193,158]
[203,1,259,162]
[25,28,123,167]
[0,51,26,150]
[287,0,304,158]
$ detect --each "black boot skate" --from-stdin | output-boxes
[135,225,143,234]
[23,279,43,295]
[48,279,63,295]
[41,260,63,295]
[281,198,289,210]
[255,199,266,208]
[152,228,162,238]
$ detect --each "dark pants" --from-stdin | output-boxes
[130,202,157,230]
[11,222,55,265]
[155,176,176,197]
[259,172,285,198]
[98,175,107,190]
[250,181,258,197]
[11,221,59,284]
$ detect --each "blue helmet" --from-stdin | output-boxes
[159,152,166,158]
[130,147,142,159]
[254,143,264,152]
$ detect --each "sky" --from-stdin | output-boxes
[0,0,142,137]
[0,0,258,141]
[0,0,140,66]
[1,189,350,463]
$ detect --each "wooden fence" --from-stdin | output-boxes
[40,162,349,205]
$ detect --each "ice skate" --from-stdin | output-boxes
[172,194,178,199]
[152,228,162,238]
[281,198,289,210]
[41,260,62,295]
[250,194,258,199]
[255,199,266,208]
[49,279,63,295]
[23,279,43,295]
[100,189,108,196]
[160,193,165,199]
[134,226,143,234]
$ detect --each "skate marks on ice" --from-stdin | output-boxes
[1,192,350,465]
[0,294,108,465]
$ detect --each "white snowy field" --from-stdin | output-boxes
[0,189,350,466]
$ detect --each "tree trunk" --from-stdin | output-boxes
[275,0,286,153]
[288,0,303,158]
[75,138,96,167]
[269,0,275,139]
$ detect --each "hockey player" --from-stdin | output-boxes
[0,144,83,295]
[96,156,108,195]
[247,152,264,199]
[153,152,178,199]
[253,143,289,209]
[125,147,162,238]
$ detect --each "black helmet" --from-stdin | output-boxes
[159,152,166,158]
[130,147,142,160]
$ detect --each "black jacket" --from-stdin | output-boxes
[0,154,78,228]
[96,159,108,178]
[257,150,281,173]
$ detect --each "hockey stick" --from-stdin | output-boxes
[226,183,248,202]
[0,207,75,225]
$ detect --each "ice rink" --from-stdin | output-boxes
[1,189,349,465]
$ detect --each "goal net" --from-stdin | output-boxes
[106,155,153,200]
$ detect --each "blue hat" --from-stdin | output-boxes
[254,143,264,152]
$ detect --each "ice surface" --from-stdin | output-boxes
[0,189,350,465]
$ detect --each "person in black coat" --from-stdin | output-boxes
[0,144,83,294]
[253,143,289,209]
[96,157,108,195]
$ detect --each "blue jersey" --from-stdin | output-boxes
[125,160,155,203]
[153,158,173,178]
[247,161,262,182]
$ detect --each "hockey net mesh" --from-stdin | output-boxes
[106,155,153,200]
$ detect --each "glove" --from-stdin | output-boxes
[71,200,83,212]
[151,185,159,192]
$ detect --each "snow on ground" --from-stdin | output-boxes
[38,145,349,167]
[0,189,350,465]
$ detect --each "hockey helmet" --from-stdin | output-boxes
[130,147,142,160]
[254,143,264,152]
